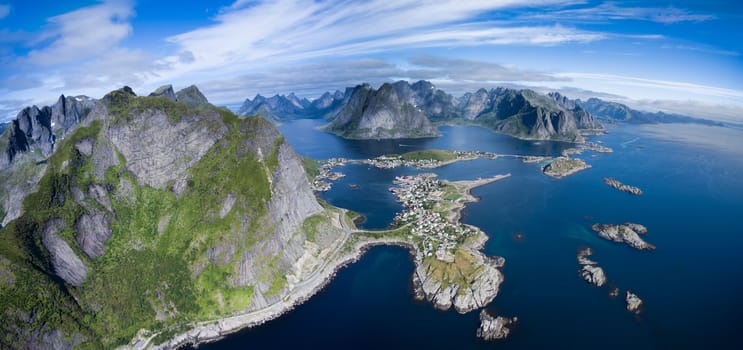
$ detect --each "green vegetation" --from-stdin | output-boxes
[302,214,326,242]
[423,248,483,292]
[301,157,320,180]
[399,149,457,162]
[0,100,293,348]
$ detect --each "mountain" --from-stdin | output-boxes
[577,97,724,126]
[0,85,347,348]
[324,82,440,139]
[238,91,343,121]
[453,87,601,142]
[0,123,8,134]
[318,80,600,141]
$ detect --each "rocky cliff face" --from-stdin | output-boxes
[325,82,440,139]
[0,84,329,348]
[321,81,602,141]
[239,81,602,141]
[0,95,99,170]
[457,88,596,142]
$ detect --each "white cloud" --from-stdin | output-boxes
[160,0,603,82]
[0,4,10,19]
[25,0,134,66]
[520,2,715,24]
[556,72,743,102]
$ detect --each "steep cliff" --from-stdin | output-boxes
[324,82,440,139]
[321,81,599,141]
[457,88,597,142]
[0,85,333,348]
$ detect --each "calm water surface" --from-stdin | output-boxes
[201,120,743,349]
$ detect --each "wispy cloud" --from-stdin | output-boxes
[197,54,570,103]
[161,0,603,81]
[25,0,134,66]
[407,55,566,82]
[557,72,743,101]
[520,1,715,24]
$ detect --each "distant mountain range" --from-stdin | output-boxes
[239,80,731,141]
[238,90,349,121]
[575,98,725,127]
[242,80,603,141]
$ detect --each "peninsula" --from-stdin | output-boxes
[374,173,511,313]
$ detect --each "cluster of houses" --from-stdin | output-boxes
[390,174,475,262]
[311,158,347,192]
[365,155,444,169]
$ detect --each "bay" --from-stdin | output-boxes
[200,120,743,349]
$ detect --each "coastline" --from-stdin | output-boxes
[135,175,509,349]
[136,231,413,350]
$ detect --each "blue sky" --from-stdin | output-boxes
[0,0,742,122]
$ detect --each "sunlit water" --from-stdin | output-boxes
[200,120,743,349]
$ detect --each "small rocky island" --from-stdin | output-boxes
[592,223,655,250]
[604,177,643,195]
[477,310,517,341]
[625,291,644,314]
[542,157,591,178]
[577,248,606,287]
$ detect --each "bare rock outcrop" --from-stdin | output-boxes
[75,211,112,259]
[580,265,607,287]
[625,291,644,314]
[591,223,655,250]
[477,310,517,341]
[106,109,226,190]
[40,219,88,286]
[577,247,606,287]
[412,249,504,314]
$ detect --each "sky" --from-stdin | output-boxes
[0,0,742,122]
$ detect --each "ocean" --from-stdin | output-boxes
[198,120,743,349]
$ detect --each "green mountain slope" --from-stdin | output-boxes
[0,86,339,349]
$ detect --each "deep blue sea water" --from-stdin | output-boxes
[201,120,743,349]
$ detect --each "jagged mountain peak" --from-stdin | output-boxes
[149,84,177,101]
[175,85,210,107]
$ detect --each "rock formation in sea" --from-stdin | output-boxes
[625,291,644,314]
[577,247,606,287]
[603,177,643,195]
[542,157,591,178]
[476,310,517,341]
[591,223,655,250]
